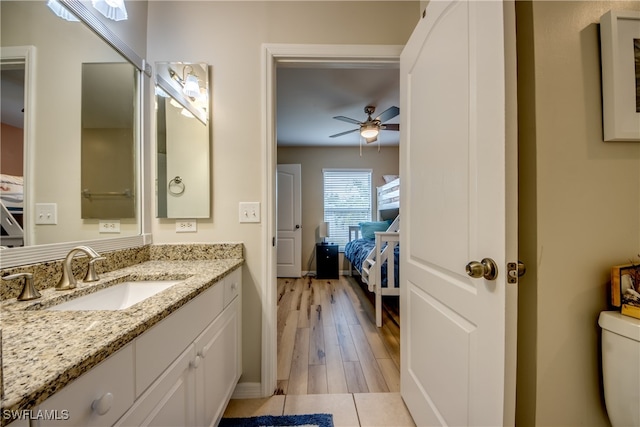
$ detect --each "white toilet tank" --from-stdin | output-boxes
[599,311,640,427]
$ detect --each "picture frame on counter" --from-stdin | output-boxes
[611,262,640,319]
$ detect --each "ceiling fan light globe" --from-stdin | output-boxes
[360,125,379,139]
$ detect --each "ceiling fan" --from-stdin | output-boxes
[329,105,400,143]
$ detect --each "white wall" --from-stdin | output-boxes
[146,1,419,384]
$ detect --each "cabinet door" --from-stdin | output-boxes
[135,282,223,397]
[194,299,241,427]
[115,345,196,427]
[36,343,134,427]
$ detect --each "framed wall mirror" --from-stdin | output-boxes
[155,62,210,219]
[0,0,147,267]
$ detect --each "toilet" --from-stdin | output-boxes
[598,311,640,427]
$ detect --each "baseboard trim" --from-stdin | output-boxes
[231,382,264,399]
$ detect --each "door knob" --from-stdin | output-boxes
[465,258,498,280]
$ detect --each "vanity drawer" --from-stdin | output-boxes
[36,343,134,426]
[223,268,241,307]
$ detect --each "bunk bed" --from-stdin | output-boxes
[0,174,24,247]
[344,177,400,327]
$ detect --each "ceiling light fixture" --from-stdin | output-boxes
[360,123,379,139]
[46,0,79,21]
[91,0,128,21]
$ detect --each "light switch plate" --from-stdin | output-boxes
[239,202,260,223]
[35,203,57,225]
[176,219,197,233]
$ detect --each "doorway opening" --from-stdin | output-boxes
[262,44,402,397]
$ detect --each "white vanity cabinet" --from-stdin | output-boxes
[195,272,241,427]
[116,267,242,427]
[23,267,241,427]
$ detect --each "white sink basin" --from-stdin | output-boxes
[47,280,182,311]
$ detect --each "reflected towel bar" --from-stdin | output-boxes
[82,189,133,199]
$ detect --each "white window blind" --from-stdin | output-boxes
[323,169,372,250]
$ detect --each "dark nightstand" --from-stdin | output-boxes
[316,243,339,279]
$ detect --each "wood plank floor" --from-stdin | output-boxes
[276,275,400,395]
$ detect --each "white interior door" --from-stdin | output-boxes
[277,164,302,277]
[400,1,518,426]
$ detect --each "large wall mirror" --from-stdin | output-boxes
[155,62,210,219]
[0,0,151,268]
[0,1,144,261]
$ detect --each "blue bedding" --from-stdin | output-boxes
[344,238,399,288]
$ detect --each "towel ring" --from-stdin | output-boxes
[168,176,185,195]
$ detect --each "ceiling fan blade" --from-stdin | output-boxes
[333,115,362,125]
[375,106,400,123]
[382,123,399,131]
[329,128,359,138]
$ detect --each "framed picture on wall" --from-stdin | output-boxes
[600,10,640,141]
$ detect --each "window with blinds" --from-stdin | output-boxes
[323,169,372,250]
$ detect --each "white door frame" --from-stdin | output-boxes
[261,43,403,396]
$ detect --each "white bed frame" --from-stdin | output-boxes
[0,203,24,248]
[347,177,400,327]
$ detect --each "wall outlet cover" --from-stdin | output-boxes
[176,220,197,233]
[99,220,121,233]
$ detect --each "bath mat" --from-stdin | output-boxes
[219,413,334,427]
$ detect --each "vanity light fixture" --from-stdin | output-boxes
[91,0,128,22]
[169,65,203,100]
[46,0,79,21]
[181,66,201,99]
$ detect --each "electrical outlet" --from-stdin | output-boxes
[35,203,57,225]
[99,220,121,233]
[176,219,197,233]
[239,202,260,223]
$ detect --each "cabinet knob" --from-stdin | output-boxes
[190,355,201,369]
[198,348,208,359]
[230,282,238,291]
[92,392,113,416]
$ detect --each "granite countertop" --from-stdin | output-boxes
[0,258,243,421]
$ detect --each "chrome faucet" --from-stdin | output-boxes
[56,246,105,290]
[2,272,41,301]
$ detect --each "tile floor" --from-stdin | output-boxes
[222,392,416,427]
